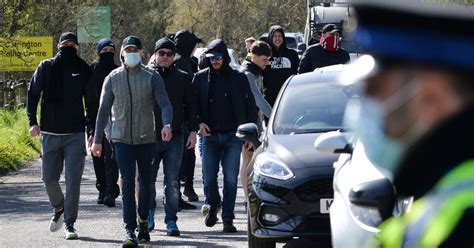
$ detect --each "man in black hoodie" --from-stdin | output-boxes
[88,38,120,207]
[174,29,202,207]
[298,24,350,74]
[27,32,95,240]
[193,39,257,233]
[148,38,197,236]
[262,25,299,106]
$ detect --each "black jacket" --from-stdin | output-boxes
[150,63,197,135]
[174,30,200,75]
[192,39,257,132]
[394,105,474,247]
[89,53,119,134]
[27,48,95,134]
[298,44,350,74]
[262,25,300,106]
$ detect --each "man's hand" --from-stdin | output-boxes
[29,125,41,137]
[244,141,254,151]
[186,131,197,149]
[87,136,94,149]
[90,143,102,157]
[161,126,172,142]
[199,123,211,136]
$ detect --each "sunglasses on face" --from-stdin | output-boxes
[157,50,174,57]
[209,55,223,61]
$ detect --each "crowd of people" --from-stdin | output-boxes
[26,1,474,246]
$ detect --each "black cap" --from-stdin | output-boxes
[59,32,78,45]
[154,38,176,52]
[322,24,339,34]
[97,38,115,54]
[122,36,142,50]
[353,1,474,71]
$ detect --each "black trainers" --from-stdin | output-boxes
[97,192,105,204]
[103,194,116,207]
[123,229,138,248]
[49,208,64,232]
[64,223,78,239]
[223,222,237,233]
[205,206,219,227]
[178,198,197,210]
[137,218,150,243]
[183,185,199,202]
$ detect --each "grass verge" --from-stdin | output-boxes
[0,108,40,174]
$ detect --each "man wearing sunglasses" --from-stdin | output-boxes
[147,38,198,237]
[193,39,257,233]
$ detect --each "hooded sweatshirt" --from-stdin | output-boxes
[239,59,272,118]
[174,30,200,74]
[262,25,300,106]
[192,39,257,132]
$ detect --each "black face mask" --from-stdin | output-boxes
[99,52,115,63]
[59,46,77,55]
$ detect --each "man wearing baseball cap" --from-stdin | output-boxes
[27,31,95,240]
[91,35,173,247]
[347,1,474,246]
[298,24,350,74]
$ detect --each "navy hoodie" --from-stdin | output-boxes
[262,25,299,106]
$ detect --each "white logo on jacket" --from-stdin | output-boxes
[270,57,292,69]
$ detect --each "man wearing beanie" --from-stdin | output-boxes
[27,32,95,240]
[87,38,119,207]
[147,37,197,236]
[91,35,173,247]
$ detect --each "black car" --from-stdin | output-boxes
[237,65,360,247]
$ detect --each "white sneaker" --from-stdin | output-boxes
[201,204,210,216]
[64,224,78,240]
[49,209,64,232]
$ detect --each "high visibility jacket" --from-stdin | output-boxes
[375,159,474,247]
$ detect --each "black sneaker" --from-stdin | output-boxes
[178,198,197,210]
[123,229,138,248]
[223,222,237,233]
[183,185,199,202]
[103,194,116,207]
[97,192,105,204]
[64,223,78,239]
[137,218,150,243]
[49,208,64,232]
[205,206,219,227]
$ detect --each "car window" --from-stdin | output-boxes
[285,37,297,49]
[273,82,361,135]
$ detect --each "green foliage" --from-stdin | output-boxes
[0,108,40,174]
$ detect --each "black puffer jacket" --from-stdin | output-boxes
[298,44,350,74]
[192,39,257,132]
[262,25,299,106]
[149,62,197,134]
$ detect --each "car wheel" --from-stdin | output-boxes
[247,212,275,248]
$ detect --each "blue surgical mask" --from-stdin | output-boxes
[344,98,404,178]
[123,52,141,68]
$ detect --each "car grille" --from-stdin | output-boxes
[295,177,333,202]
[295,213,331,233]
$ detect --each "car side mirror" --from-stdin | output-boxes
[349,178,396,220]
[314,130,352,154]
[236,123,261,148]
[297,43,307,55]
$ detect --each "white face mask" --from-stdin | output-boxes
[123,52,141,68]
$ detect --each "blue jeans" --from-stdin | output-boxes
[150,135,183,223]
[202,132,242,223]
[114,142,154,231]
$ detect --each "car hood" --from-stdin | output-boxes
[265,133,339,169]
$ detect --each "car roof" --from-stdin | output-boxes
[259,32,303,38]
[287,64,347,86]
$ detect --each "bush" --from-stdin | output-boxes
[0,108,40,174]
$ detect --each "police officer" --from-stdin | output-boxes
[350,2,474,247]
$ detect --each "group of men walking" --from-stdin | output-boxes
[26,22,351,247]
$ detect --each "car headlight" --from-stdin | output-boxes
[254,153,294,180]
[349,203,383,228]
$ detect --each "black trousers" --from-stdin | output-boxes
[179,127,196,186]
[91,136,119,197]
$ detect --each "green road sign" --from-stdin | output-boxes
[77,6,111,44]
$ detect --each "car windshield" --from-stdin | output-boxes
[273,82,360,135]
